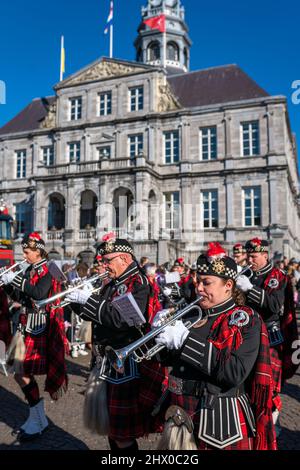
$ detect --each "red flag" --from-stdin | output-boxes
[143,14,166,33]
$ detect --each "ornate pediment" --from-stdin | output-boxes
[63,60,147,86]
[91,132,114,145]
[157,80,181,112]
[40,101,57,129]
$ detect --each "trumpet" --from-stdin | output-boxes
[53,273,109,309]
[35,271,109,309]
[0,260,27,287]
[105,297,202,372]
[238,264,253,279]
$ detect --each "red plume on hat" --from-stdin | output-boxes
[251,238,262,246]
[29,232,42,241]
[102,231,116,243]
[176,257,184,265]
[207,242,227,261]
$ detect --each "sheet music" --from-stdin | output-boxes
[111,292,146,327]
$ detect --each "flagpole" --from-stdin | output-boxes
[110,24,113,58]
[163,30,167,69]
[60,35,64,82]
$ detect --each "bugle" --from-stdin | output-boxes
[105,297,202,372]
[0,260,27,287]
[35,271,109,309]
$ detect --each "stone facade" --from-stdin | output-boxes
[0,1,299,264]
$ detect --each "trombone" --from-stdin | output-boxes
[35,271,109,309]
[0,260,27,287]
[105,297,202,372]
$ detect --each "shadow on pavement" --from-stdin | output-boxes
[281,381,300,400]
[0,386,89,450]
[278,426,300,450]
[65,357,90,381]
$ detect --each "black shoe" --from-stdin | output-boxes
[11,427,25,437]
[17,426,49,442]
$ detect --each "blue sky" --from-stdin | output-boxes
[0,0,299,158]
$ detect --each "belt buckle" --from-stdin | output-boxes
[168,376,183,395]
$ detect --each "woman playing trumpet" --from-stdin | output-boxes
[154,242,277,451]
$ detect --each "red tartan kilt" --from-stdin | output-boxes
[139,359,169,433]
[167,392,254,450]
[107,378,146,441]
[269,345,283,394]
[0,319,12,347]
[23,333,48,376]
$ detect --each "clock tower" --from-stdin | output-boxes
[135,0,192,73]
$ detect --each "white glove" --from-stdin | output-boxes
[236,274,253,292]
[152,309,171,328]
[237,265,243,274]
[1,270,18,285]
[66,288,91,305]
[155,320,189,350]
[163,287,172,297]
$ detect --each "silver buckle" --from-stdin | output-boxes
[168,375,183,395]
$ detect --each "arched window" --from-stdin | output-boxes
[113,187,134,236]
[80,190,97,229]
[136,47,143,62]
[167,42,179,61]
[147,42,161,61]
[184,48,188,67]
[48,194,65,230]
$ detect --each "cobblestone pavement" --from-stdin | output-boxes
[0,353,299,450]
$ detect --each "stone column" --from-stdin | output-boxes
[223,113,232,158]
[265,109,275,155]
[180,178,194,243]
[134,173,148,240]
[180,121,190,161]
[148,78,155,113]
[268,172,278,225]
[114,129,122,159]
[147,126,155,162]
[224,175,235,242]
[117,84,124,118]
[83,132,90,162]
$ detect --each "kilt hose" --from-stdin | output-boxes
[163,392,254,451]
[22,332,48,376]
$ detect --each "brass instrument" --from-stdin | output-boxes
[238,264,253,279]
[35,271,109,309]
[0,260,27,287]
[54,272,109,309]
[105,297,202,372]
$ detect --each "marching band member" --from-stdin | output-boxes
[236,238,299,425]
[233,243,248,268]
[155,242,276,451]
[0,286,12,347]
[1,232,67,441]
[66,233,166,452]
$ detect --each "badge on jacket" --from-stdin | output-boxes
[229,310,249,327]
[117,284,128,295]
[268,278,279,288]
